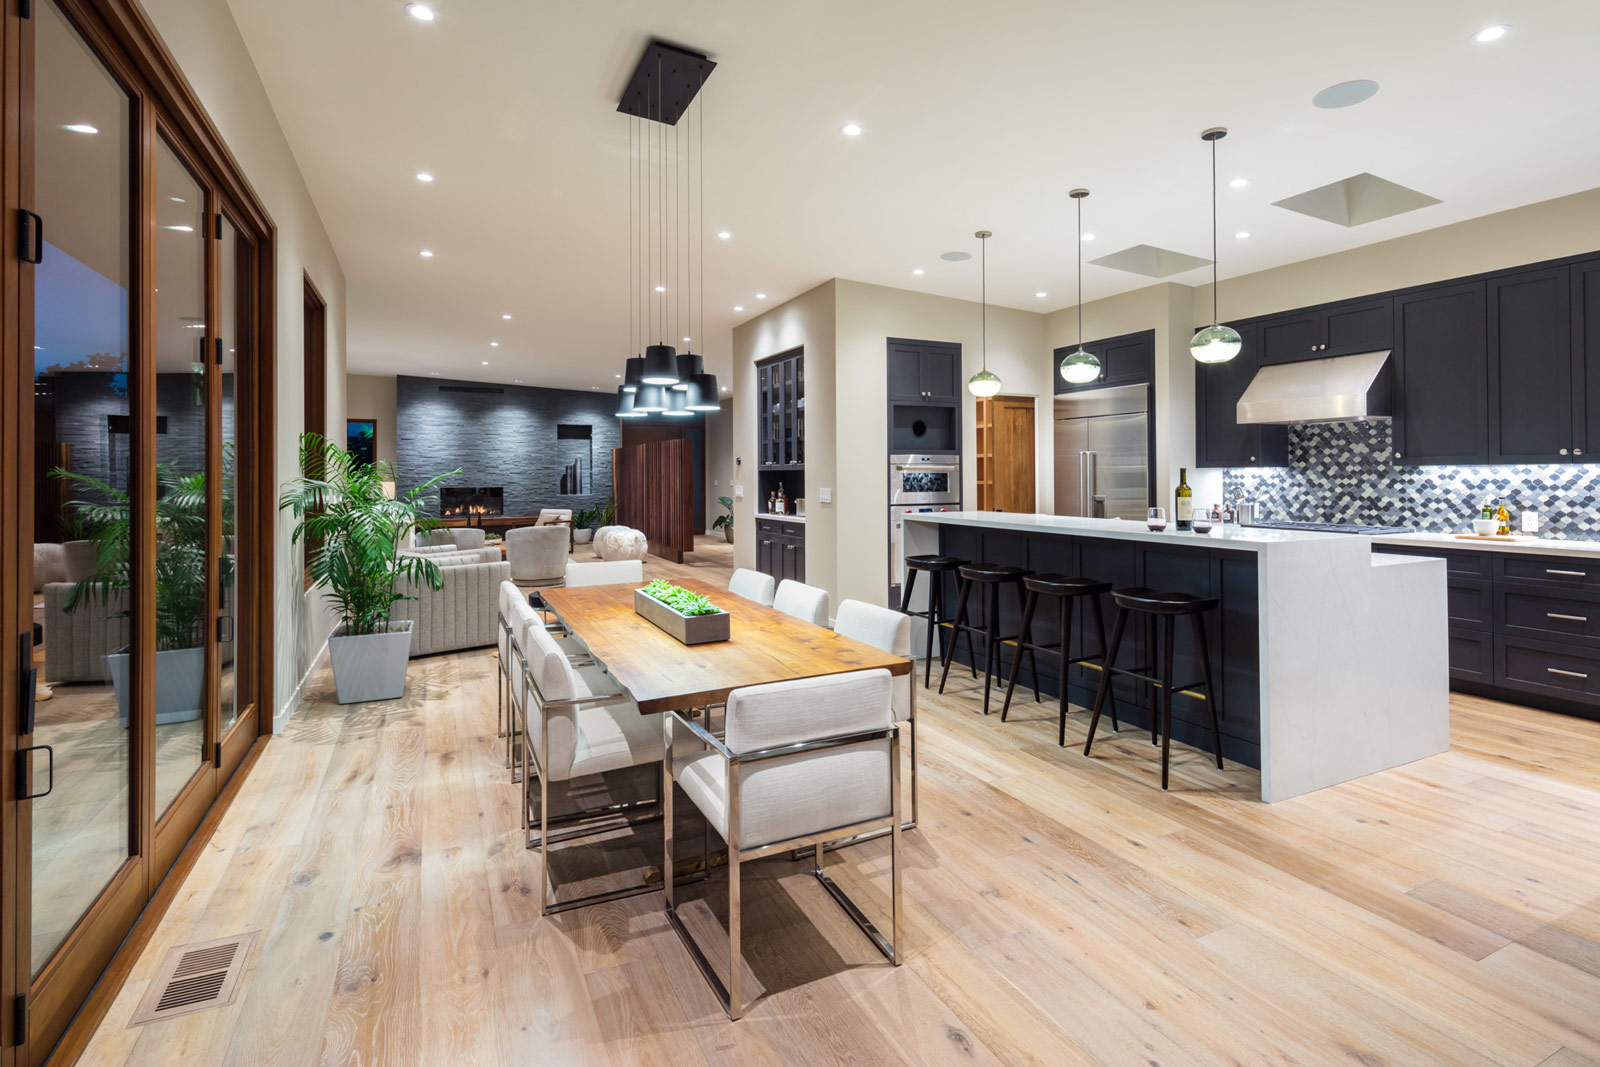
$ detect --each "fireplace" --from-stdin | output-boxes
[439,486,504,521]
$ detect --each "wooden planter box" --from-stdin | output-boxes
[634,588,731,645]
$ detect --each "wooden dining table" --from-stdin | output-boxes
[538,577,913,715]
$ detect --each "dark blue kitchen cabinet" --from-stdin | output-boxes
[1194,321,1289,469]
[1392,281,1488,465]
[1488,265,1572,464]
[1054,330,1154,392]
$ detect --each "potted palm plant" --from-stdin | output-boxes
[54,461,219,726]
[280,433,461,703]
[712,495,734,543]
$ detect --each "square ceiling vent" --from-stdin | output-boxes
[1272,173,1441,227]
[1089,244,1213,279]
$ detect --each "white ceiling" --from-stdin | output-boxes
[227,0,1600,393]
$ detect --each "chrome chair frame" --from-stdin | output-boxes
[663,707,902,1021]
[510,628,664,916]
[498,599,595,786]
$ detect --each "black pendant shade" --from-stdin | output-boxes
[633,383,669,412]
[641,343,680,385]
[688,372,720,411]
[622,355,644,392]
[673,351,703,391]
[662,387,692,416]
[615,385,644,417]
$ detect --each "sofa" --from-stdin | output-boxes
[43,583,129,683]
[412,527,488,551]
[388,557,511,657]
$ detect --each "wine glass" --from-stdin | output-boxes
[1192,508,1214,534]
[1147,506,1168,532]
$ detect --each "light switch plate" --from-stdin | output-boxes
[819,488,833,503]
[734,485,743,499]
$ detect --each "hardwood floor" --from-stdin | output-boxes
[78,534,1600,1066]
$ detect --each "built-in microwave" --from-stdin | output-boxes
[889,454,960,506]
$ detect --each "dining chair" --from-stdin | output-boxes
[509,596,666,915]
[773,578,829,627]
[833,598,917,828]
[564,559,644,587]
[728,568,776,607]
[664,669,902,1020]
[499,581,596,786]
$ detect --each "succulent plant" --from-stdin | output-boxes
[641,579,724,617]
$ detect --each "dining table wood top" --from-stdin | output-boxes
[539,577,910,715]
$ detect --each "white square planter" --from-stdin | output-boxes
[328,620,415,704]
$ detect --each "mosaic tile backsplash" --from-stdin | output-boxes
[1222,421,1600,539]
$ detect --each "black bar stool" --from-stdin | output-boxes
[1001,575,1120,744]
[1084,588,1225,790]
[939,564,1036,715]
[900,554,965,687]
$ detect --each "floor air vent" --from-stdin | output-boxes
[129,931,258,1026]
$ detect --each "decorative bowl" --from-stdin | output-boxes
[1471,518,1498,537]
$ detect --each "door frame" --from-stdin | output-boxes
[2,0,278,1062]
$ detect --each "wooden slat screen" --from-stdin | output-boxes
[613,438,693,564]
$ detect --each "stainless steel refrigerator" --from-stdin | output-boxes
[1054,384,1149,521]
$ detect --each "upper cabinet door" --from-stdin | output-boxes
[1058,330,1155,391]
[1322,297,1392,355]
[1392,282,1489,465]
[920,346,960,403]
[1258,312,1321,364]
[1575,257,1600,458]
[888,344,925,402]
[1195,323,1289,469]
[1488,266,1572,464]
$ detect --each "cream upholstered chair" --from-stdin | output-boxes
[834,598,917,828]
[773,579,829,627]
[564,559,644,587]
[728,568,776,607]
[506,525,569,590]
[509,597,664,915]
[665,669,902,1019]
[535,508,573,526]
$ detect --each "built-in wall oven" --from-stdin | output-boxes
[890,453,960,507]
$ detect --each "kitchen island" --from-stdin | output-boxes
[902,513,1449,802]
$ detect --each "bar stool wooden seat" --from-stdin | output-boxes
[1001,574,1120,745]
[899,554,964,687]
[939,563,1037,715]
[1084,587,1225,790]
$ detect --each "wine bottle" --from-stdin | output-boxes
[1175,467,1193,531]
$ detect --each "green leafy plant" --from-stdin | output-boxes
[53,460,228,652]
[598,499,617,527]
[279,433,462,636]
[711,495,734,533]
[641,579,724,617]
[572,505,601,529]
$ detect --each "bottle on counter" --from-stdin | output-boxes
[777,485,787,515]
[1222,499,1235,525]
[1175,467,1193,531]
[1481,501,1496,522]
[767,491,776,515]
[1496,504,1512,536]
[1211,503,1223,523]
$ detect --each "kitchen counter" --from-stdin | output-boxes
[902,512,1449,802]
[756,513,805,525]
[1374,531,1600,558]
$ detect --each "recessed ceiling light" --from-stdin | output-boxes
[1235,231,1251,239]
[420,249,434,257]
[514,379,522,383]
[163,225,194,232]
[615,373,622,378]
[1035,291,1048,298]
[406,3,435,21]
[755,293,767,299]
[717,231,731,240]
[733,305,744,312]
[1312,79,1380,109]
[169,196,186,203]
[502,314,511,320]
[430,371,439,375]
[912,268,925,276]
[654,284,666,292]
[489,341,499,347]
[1229,177,1250,189]
[683,336,691,343]
[722,386,730,392]
[481,360,488,365]
[1473,24,1510,43]
[1081,233,1095,242]
[840,123,863,137]
[63,123,98,134]
[415,172,434,182]
[940,251,972,262]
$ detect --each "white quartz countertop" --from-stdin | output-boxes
[1374,531,1600,558]
[756,513,806,524]
[901,511,1352,552]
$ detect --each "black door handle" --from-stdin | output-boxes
[19,632,36,735]
[18,745,52,800]
[17,209,42,264]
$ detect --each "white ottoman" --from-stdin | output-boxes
[595,526,648,561]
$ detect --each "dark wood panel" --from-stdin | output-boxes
[541,577,909,715]
[613,438,693,564]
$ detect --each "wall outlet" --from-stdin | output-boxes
[1522,509,1540,534]
[819,488,833,504]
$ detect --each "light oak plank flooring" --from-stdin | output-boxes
[78,535,1600,1066]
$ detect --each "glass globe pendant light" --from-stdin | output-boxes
[1059,188,1102,384]
[967,230,1003,397]
[1191,127,1242,364]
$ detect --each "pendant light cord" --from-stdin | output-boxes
[1076,195,1084,347]
[981,234,987,373]
[1210,134,1219,326]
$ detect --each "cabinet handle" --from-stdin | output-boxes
[1548,613,1588,622]
[1547,569,1587,577]
[1562,449,1570,456]
[1577,448,1585,456]
[1394,451,1402,459]
[1249,456,1255,462]
[1548,668,1589,680]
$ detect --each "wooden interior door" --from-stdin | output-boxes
[991,395,1036,513]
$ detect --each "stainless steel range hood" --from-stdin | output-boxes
[1235,349,1392,425]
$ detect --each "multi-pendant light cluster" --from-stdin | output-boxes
[617,44,719,419]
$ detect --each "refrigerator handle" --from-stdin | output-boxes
[1088,451,1106,518]
[1078,451,1088,516]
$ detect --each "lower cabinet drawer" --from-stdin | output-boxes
[1449,629,1493,682]
[1495,554,1600,589]
[1448,579,1492,631]
[1495,635,1600,703]
[1494,584,1600,647]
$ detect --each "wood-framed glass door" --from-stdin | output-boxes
[2,0,271,1060]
